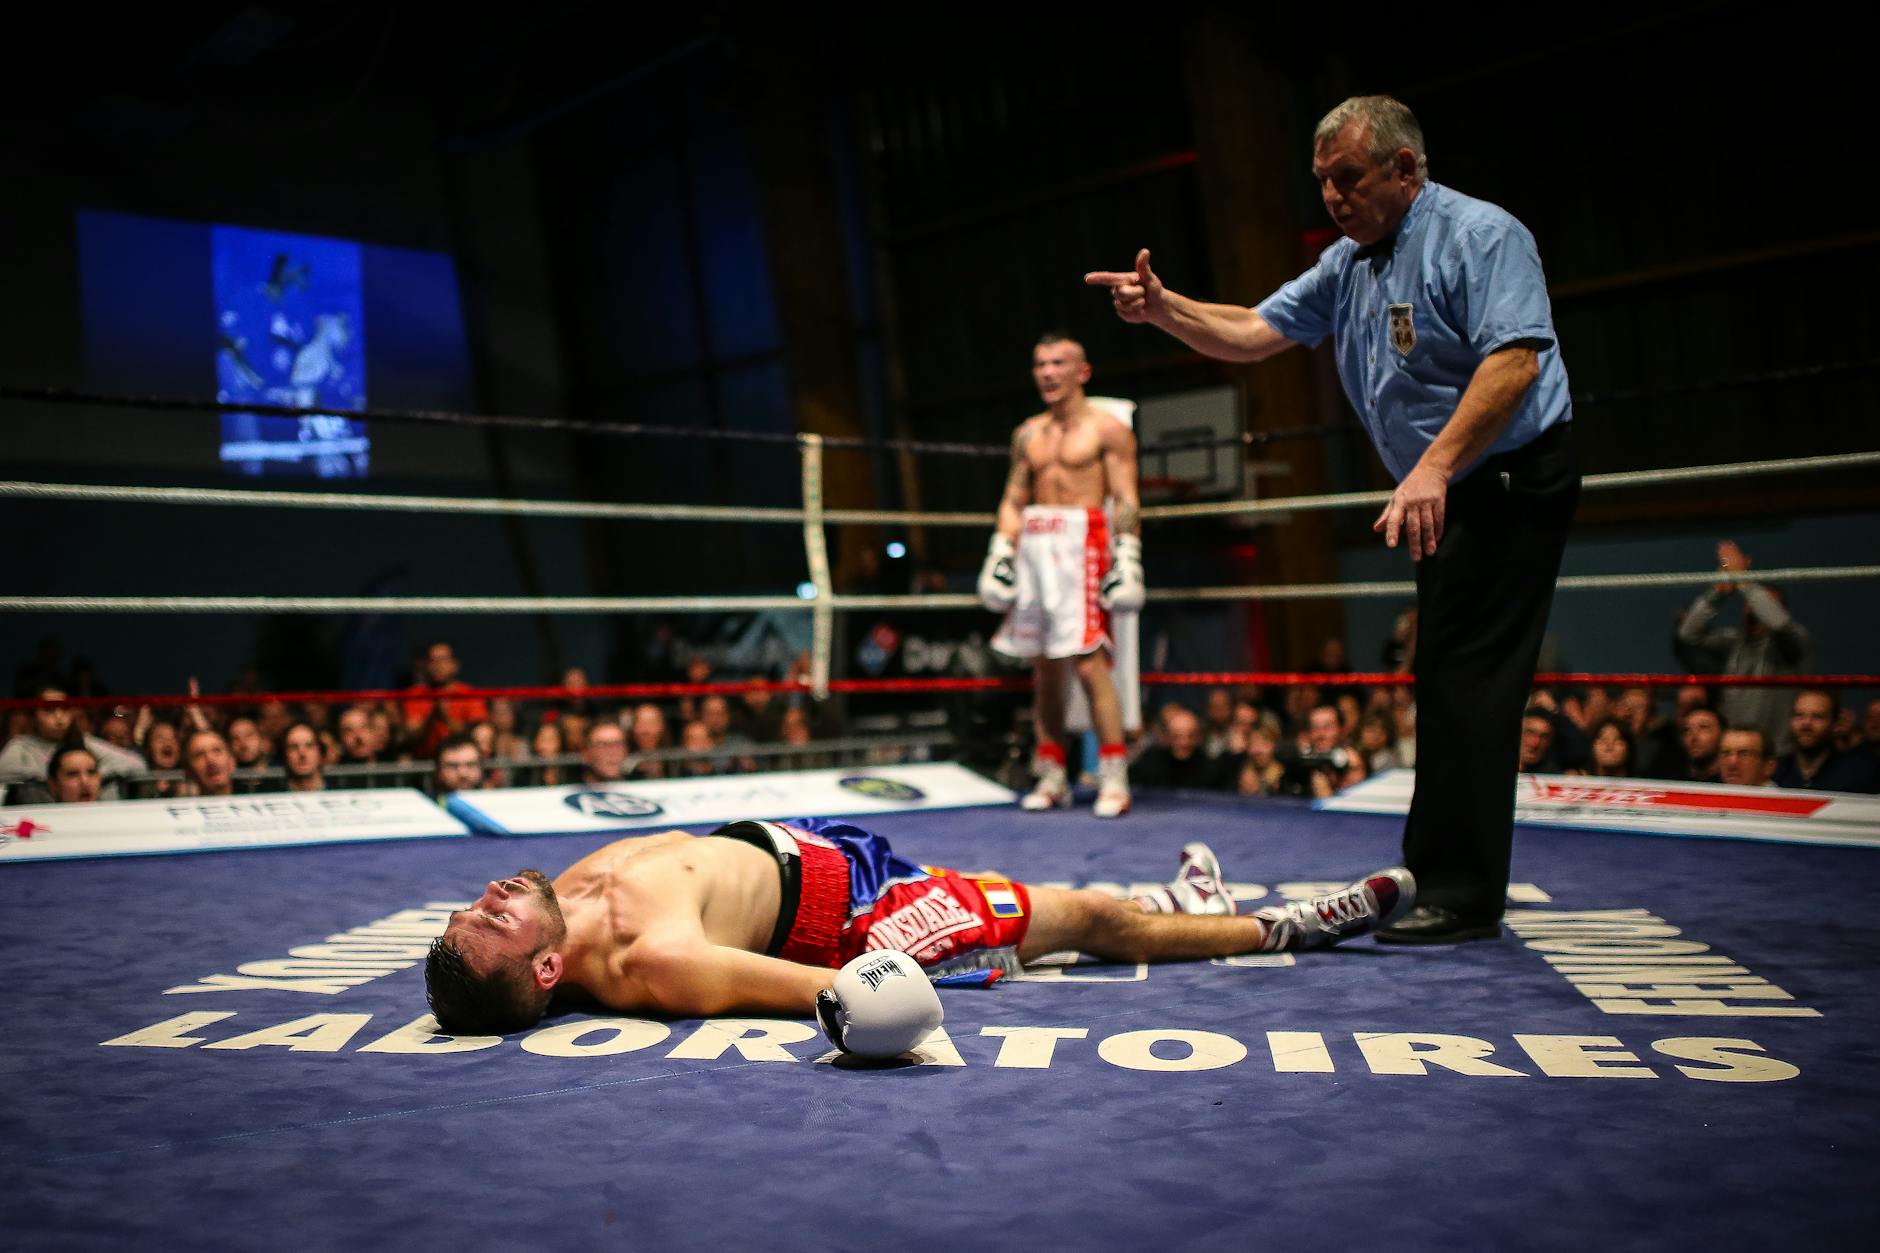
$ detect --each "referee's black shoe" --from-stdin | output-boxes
[1375,905,1502,945]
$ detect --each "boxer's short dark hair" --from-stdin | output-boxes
[425,935,549,1035]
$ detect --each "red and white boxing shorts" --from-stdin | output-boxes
[713,818,1032,978]
[991,504,1112,661]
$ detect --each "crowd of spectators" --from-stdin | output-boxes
[1118,542,1873,801]
[1123,672,1879,801]
[6,537,1875,808]
[1129,675,1418,801]
[2,637,848,806]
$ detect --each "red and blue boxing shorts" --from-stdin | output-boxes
[709,817,1031,979]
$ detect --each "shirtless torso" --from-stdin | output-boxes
[998,336,1137,530]
[1015,406,1127,504]
[547,830,833,1018]
[431,820,1410,1037]
[1000,403,1137,529]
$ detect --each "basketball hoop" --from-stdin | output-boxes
[1138,473,1204,503]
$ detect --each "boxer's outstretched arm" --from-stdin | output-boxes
[1085,249,1296,364]
[629,931,836,1018]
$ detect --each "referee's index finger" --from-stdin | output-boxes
[1083,271,1135,286]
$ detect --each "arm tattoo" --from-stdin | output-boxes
[1009,427,1034,494]
[1113,502,1140,536]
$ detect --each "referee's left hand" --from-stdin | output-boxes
[1375,464,1449,560]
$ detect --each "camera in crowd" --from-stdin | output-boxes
[1297,745,1354,776]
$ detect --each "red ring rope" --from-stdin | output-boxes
[1140,672,1880,688]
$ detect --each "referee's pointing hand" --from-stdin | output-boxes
[1085,249,1163,324]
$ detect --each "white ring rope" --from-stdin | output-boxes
[0,479,993,527]
[1139,449,1880,522]
[6,567,1877,615]
[6,439,1876,644]
[1143,565,1880,603]
[1578,450,1880,490]
[5,448,1875,528]
[0,480,799,523]
[840,564,1880,606]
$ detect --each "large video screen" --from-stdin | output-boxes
[212,226,370,477]
[76,210,473,481]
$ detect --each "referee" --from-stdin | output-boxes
[1087,95,1579,943]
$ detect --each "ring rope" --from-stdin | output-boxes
[3,565,1877,615]
[0,480,803,523]
[1139,672,1880,689]
[7,449,1875,529]
[0,383,1374,460]
[0,596,812,614]
[1146,564,1880,603]
[0,385,1016,459]
[0,480,993,528]
[14,363,1876,458]
[1141,449,1880,522]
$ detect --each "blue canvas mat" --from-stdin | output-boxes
[4,793,1875,1251]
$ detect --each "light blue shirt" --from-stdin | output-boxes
[1256,181,1571,482]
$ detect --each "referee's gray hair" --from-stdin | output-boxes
[1314,96,1428,179]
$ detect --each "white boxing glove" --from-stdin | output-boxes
[815,950,944,1059]
[1100,533,1145,612]
[977,533,1018,613]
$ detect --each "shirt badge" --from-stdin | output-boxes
[1387,303,1416,355]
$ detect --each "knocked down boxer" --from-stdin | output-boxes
[425,818,1413,1057]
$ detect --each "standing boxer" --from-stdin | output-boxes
[1088,96,1580,942]
[978,333,1143,818]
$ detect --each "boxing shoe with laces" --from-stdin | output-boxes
[1132,842,1236,915]
[1253,867,1415,951]
[1092,751,1131,819]
[1020,768,1073,812]
[1092,783,1131,819]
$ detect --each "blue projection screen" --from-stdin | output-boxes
[213,226,369,478]
[76,209,474,481]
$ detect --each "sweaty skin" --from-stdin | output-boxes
[537,830,830,1018]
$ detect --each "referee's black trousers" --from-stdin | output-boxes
[1402,421,1580,920]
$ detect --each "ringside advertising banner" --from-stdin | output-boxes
[1321,769,1880,848]
[445,762,1017,836]
[0,790,469,862]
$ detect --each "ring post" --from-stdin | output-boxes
[800,434,834,701]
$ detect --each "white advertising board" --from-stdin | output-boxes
[1320,769,1880,849]
[446,762,1016,836]
[0,789,469,863]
